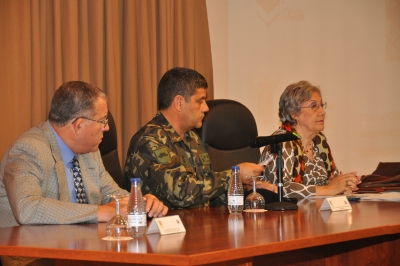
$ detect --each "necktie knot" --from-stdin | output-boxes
[70,156,87,204]
[71,156,79,167]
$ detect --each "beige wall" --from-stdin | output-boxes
[207,0,400,175]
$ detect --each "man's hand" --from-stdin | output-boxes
[236,162,264,186]
[245,181,278,193]
[98,194,168,222]
[97,197,129,222]
[143,194,168,218]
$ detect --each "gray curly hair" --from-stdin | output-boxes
[279,81,321,125]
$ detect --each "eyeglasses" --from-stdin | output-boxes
[72,116,109,128]
[301,102,327,111]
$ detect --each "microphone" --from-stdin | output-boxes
[248,133,300,148]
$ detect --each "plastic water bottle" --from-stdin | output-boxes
[127,177,147,237]
[227,166,244,214]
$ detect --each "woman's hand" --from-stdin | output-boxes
[317,172,361,196]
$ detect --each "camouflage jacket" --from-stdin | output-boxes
[124,113,231,210]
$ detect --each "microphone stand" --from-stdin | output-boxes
[264,142,298,211]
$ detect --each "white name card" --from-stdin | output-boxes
[147,215,186,235]
[319,196,352,212]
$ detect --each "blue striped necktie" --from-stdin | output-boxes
[71,156,88,204]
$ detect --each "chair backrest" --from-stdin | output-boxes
[195,99,260,172]
[99,111,124,188]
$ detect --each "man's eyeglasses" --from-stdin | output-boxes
[72,116,109,128]
[301,102,327,111]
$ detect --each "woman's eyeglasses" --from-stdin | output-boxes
[301,102,327,111]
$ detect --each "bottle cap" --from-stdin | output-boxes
[232,166,240,171]
[130,177,141,183]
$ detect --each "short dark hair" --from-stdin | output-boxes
[48,81,107,126]
[157,67,208,110]
[279,80,321,125]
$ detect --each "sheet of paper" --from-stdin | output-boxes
[311,192,400,202]
[357,192,400,201]
[258,153,273,166]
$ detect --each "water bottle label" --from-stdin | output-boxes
[228,195,244,205]
[127,214,147,226]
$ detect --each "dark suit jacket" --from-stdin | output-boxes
[0,121,127,227]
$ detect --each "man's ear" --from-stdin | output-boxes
[71,118,83,134]
[173,95,184,111]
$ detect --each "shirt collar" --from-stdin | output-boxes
[156,112,194,143]
[51,126,76,166]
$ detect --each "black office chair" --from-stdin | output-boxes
[99,111,124,188]
[195,99,260,172]
[195,99,287,205]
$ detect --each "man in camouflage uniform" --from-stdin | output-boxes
[124,67,264,210]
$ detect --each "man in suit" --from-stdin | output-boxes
[0,81,168,266]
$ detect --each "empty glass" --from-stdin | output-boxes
[245,176,266,211]
[103,193,133,241]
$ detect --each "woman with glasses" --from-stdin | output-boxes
[260,81,361,198]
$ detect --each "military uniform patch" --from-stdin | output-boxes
[199,153,210,165]
[180,155,190,167]
[154,148,171,164]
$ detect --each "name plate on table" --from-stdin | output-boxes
[147,215,186,235]
[319,196,352,212]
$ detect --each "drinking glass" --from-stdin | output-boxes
[102,193,133,241]
[245,176,266,211]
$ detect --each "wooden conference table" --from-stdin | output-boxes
[1,199,400,266]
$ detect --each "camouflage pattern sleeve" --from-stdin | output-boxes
[124,119,231,210]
